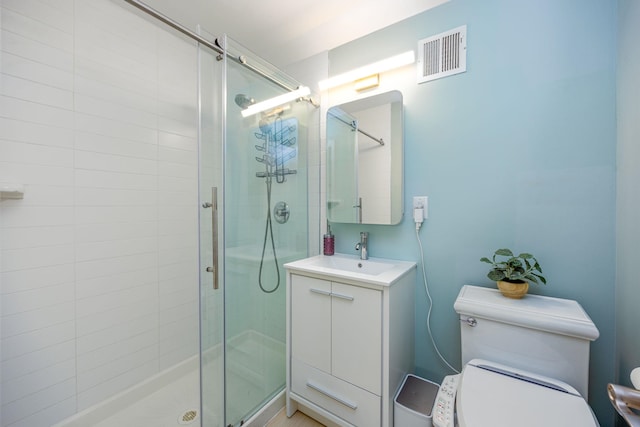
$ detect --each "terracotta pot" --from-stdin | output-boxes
[497,280,529,299]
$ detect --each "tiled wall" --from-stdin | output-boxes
[0,1,199,425]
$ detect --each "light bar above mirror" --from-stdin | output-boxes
[318,51,415,91]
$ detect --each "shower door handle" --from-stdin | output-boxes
[203,187,219,290]
[211,187,218,290]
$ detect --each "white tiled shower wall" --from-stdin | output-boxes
[0,1,200,426]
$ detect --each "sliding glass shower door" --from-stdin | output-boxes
[198,38,225,427]
[199,36,314,427]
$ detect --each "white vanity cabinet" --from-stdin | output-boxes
[284,254,416,427]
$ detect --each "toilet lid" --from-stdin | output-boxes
[457,360,599,427]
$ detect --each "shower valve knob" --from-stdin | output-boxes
[274,201,290,224]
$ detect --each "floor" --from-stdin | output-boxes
[265,410,325,427]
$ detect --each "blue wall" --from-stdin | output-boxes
[328,0,617,424]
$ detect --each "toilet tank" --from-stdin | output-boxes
[454,285,599,398]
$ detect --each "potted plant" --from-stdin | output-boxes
[480,248,546,298]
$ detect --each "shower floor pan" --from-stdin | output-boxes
[55,331,284,427]
[93,367,201,427]
[52,355,202,427]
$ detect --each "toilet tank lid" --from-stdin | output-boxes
[454,285,599,341]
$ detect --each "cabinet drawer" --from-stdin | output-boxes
[291,358,380,427]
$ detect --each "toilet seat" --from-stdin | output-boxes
[456,359,599,427]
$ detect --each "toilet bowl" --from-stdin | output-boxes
[449,285,600,427]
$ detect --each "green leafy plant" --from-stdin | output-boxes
[480,248,547,284]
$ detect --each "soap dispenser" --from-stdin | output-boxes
[323,222,335,256]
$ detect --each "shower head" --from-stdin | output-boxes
[235,94,255,109]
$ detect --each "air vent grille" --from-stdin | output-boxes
[417,25,467,84]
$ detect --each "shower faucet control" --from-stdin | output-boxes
[274,201,290,224]
[355,232,369,260]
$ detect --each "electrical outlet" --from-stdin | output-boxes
[413,196,428,209]
[413,196,428,219]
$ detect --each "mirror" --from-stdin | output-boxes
[326,90,403,225]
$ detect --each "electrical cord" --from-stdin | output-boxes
[415,221,459,374]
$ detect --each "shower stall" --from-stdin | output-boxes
[0,1,318,426]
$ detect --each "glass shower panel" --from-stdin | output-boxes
[223,40,310,427]
[326,108,359,223]
[199,41,225,427]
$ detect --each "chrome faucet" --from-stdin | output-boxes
[355,232,369,260]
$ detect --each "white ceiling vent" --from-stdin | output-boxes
[417,25,467,84]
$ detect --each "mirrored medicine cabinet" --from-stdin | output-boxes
[326,90,403,225]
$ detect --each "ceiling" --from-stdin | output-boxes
[142,0,448,67]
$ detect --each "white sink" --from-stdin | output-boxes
[284,253,416,286]
[306,255,395,275]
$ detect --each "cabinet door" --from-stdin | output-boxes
[291,275,331,373]
[331,282,382,395]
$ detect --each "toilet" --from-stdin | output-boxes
[451,285,600,427]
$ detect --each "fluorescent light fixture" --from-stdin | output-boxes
[318,51,415,91]
[354,74,380,91]
[241,86,311,118]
